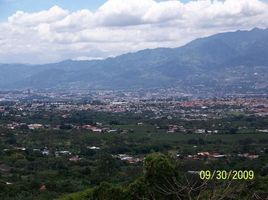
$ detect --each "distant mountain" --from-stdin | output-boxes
[1,28,268,95]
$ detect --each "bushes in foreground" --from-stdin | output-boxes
[57,153,268,200]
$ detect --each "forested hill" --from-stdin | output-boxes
[1,28,268,94]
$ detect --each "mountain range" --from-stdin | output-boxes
[1,28,268,95]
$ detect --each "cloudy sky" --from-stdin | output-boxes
[0,0,268,64]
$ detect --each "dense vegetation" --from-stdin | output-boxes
[0,101,267,199]
[57,153,268,200]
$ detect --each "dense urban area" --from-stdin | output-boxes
[0,89,267,199]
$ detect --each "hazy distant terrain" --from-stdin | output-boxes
[1,28,268,94]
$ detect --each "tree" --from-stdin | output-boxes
[92,182,125,200]
[93,153,121,183]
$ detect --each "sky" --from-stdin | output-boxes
[0,0,268,64]
[0,0,192,20]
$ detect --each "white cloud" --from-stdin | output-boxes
[0,0,268,64]
[8,6,68,26]
[143,1,184,23]
[95,0,154,26]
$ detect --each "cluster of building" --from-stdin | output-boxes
[2,145,145,165]
[179,151,260,160]
[2,96,268,121]
[113,154,143,164]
